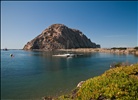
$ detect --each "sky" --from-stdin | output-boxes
[1,1,138,49]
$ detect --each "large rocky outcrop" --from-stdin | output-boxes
[23,24,100,50]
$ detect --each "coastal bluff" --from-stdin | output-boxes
[23,24,100,50]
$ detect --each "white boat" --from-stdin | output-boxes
[52,53,77,57]
[52,53,70,57]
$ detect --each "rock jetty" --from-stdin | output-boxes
[23,24,100,50]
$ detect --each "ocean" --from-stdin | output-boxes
[1,50,138,99]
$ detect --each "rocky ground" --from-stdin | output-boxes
[57,48,138,55]
[23,24,100,50]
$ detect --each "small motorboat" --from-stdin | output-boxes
[52,53,77,58]
[10,54,14,57]
[3,48,8,51]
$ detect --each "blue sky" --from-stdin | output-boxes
[1,1,137,49]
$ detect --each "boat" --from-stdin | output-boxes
[52,53,70,57]
[10,54,14,57]
[3,48,8,51]
[52,53,77,58]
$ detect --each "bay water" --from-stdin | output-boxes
[1,50,138,99]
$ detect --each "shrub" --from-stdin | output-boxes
[75,64,138,100]
[134,47,138,50]
[111,47,127,50]
[57,64,138,100]
[110,62,131,68]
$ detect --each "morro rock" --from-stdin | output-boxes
[23,24,100,50]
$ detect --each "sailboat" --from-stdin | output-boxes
[52,40,77,58]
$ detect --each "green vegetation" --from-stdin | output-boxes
[134,47,138,50]
[110,62,130,68]
[111,47,127,50]
[57,64,138,100]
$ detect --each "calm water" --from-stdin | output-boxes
[1,50,138,99]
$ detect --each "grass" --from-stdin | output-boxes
[56,64,138,100]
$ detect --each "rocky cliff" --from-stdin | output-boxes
[23,24,100,50]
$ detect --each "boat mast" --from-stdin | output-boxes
[67,40,69,54]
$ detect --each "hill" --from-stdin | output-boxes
[23,24,100,50]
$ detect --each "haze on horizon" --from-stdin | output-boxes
[1,1,137,49]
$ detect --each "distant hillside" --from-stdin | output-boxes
[23,24,100,50]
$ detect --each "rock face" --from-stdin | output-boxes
[77,81,85,88]
[23,24,100,50]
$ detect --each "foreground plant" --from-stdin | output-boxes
[57,64,138,100]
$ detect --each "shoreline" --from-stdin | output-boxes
[43,63,138,100]
[26,48,138,55]
[59,48,138,55]
[2,48,138,55]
